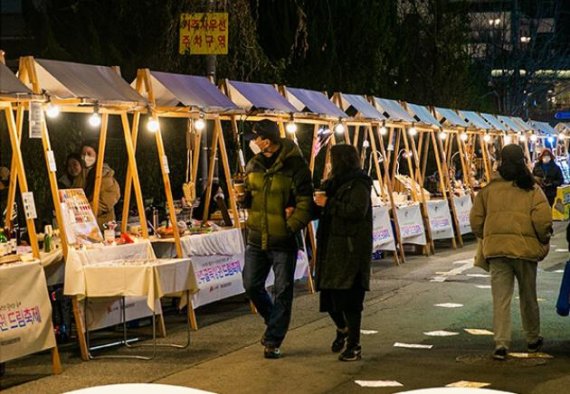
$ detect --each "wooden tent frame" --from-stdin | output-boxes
[399,103,460,249]
[369,98,436,255]
[0,51,61,374]
[133,68,243,329]
[330,92,406,264]
[17,56,153,361]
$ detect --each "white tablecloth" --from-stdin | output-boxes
[63,241,199,310]
[153,228,244,258]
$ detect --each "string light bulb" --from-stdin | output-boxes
[88,110,101,128]
[379,126,388,135]
[438,131,446,140]
[334,122,345,134]
[286,121,297,134]
[45,103,60,119]
[194,117,206,131]
[460,132,468,141]
[483,133,491,143]
[408,126,417,137]
[147,117,159,132]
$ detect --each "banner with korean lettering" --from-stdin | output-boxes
[426,200,454,240]
[395,203,427,245]
[453,195,473,235]
[191,253,245,308]
[372,205,396,252]
[0,262,56,363]
[180,13,228,55]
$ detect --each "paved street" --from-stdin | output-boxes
[3,223,570,394]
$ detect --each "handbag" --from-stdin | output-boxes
[556,260,570,316]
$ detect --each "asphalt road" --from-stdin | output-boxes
[3,222,570,394]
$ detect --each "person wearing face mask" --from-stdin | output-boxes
[58,153,84,189]
[239,119,313,359]
[80,143,121,228]
[532,148,564,206]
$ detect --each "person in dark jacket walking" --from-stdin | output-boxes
[532,148,563,206]
[314,144,372,361]
[239,120,313,359]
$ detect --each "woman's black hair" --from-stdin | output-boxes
[498,144,535,191]
[65,153,83,174]
[330,144,361,178]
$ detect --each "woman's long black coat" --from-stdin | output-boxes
[315,176,372,290]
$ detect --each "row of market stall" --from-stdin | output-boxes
[0,54,564,370]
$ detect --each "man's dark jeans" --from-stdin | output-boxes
[243,244,297,347]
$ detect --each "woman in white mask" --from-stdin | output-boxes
[532,148,564,206]
[80,143,121,228]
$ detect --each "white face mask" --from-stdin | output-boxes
[249,140,262,155]
[542,156,551,164]
[82,155,96,168]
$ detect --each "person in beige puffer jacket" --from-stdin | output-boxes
[470,144,552,361]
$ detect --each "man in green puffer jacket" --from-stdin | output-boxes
[240,119,313,359]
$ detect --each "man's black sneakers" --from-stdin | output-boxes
[528,337,544,353]
[493,347,508,360]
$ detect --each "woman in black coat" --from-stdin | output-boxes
[532,148,564,206]
[314,144,372,361]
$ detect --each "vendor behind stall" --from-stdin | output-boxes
[58,153,84,189]
[81,143,121,228]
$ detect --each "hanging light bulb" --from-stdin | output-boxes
[379,126,388,135]
[504,134,512,145]
[547,136,555,144]
[334,122,345,134]
[408,126,417,137]
[286,121,297,134]
[45,103,60,119]
[483,133,492,143]
[194,117,206,131]
[438,131,446,140]
[530,134,538,142]
[460,132,468,141]
[88,111,101,127]
[147,117,159,132]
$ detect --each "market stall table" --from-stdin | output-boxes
[63,241,198,360]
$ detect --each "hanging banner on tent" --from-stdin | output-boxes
[426,200,454,240]
[180,13,229,55]
[372,205,396,251]
[454,195,473,235]
[396,204,426,245]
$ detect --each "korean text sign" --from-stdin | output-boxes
[180,13,229,55]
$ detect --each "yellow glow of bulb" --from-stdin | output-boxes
[408,127,417,136]
[286,122,297,134]
[195,118,206,131]
[147,118,159,132]
[45,104,60,118]
[88,113,101,127]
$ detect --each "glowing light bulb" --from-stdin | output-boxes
[45,104,60,119]
[460,132,468,141]
[88,112,101,127]
[286,122,297,134]
[408,127,417,137]
[438,131,446,140]
[194,118,206,131]
[530,134,538,142]
[334,123,345,134]
[379,126,388,135]
[483,134,491,143]
[547,136,555,144]
[147,117,159,132]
